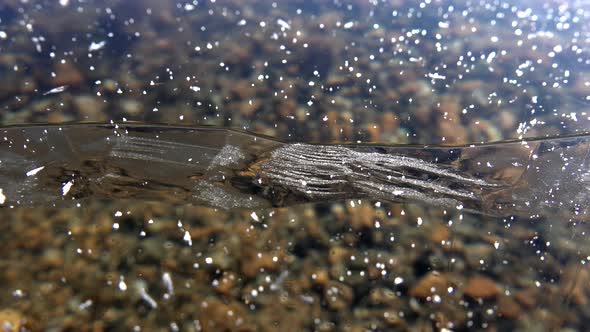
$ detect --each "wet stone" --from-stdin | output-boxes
[73,95,108,121]
[0,309,22,332]
[51,62,84,87]
[410,272,449,299]
[497,295,522,320]
[463,275,500,300]
[324,281,354,311]
[429,224,450,244]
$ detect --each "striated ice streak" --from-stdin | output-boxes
[257,143,494,208]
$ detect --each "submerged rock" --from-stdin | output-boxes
[463,275,500,300]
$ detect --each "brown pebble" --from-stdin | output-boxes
[47,111,73,123]
[73,95,107,121]
[348,204,376,229]
[238,99,262,117]
[328,246,348,265]
[326,74,349,86]
[514,287,538,309]
[118,99,143,116]
[241,252,281,277]
[438,120,468,144]
[311,269,330,286]
[278,99,297,118]
[382,113,399,133]
[51,62,84,87]
[436,95,461,118]
[383,311,404,327]
[410,272,448,299]
[0,309,21,332]
[199,299,253,331]
[366,123,381,142]
[214,272,238,295]
[497,295,521,319]
[429,224,450,244]
[463,275,500,299]
[560,265,590,306]
[324,281,353,311]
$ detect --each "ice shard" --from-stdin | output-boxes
[0,123,588,220]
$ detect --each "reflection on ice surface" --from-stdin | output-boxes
[0,123,588,220]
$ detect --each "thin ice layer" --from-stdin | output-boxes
[0,123,588,220]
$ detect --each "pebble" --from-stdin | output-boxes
[429,224,450,244]
[514,287,539,309]
[438,120,468,144]
[51,62,84,87]
[410,272,448,299]
[463,275,500,299]
[560,265,589,306]
[381,113,399,136]
[324,281,354,311]
[0,309,22,332]
[213,272,238,295]
[118,99,143,116]
[497,295,522,319]
[73,95,107,121]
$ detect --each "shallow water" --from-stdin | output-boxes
[0,0,590,331]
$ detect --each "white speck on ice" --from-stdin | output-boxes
[250,211,259,222]
[237,19,246,26]
[118,278,127,291]
[79,299,93,310]
[59,0,69,6]
[183,230,192,246]
[0,31,7,39]
[392,190,404,195]
[0,188,5,204]
[486,51,496,63]
[277,19,291,30]
[26,166,45,177]
[88,41,106,52]
[162,272,174,295]
[343,21,354,29]
[428,72,446,80]
[43,85,68,95]
[438,21,449,28]
[138,286,158,309]
[62,180,73,196]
